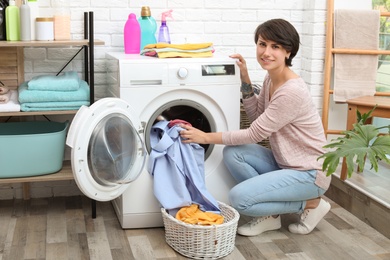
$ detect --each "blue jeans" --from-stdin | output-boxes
[223,144,326,217]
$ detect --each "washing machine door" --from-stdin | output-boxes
[66,98,146,201]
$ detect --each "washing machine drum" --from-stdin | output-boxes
[66,98,147,201]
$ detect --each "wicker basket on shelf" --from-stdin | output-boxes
[240,102,271,149]
[161,202,240,260]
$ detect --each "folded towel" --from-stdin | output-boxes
[0,85,10,95]
[19,80,90,103]
[146,51,213,58]
[0,90,20,112]
[0,91,11,104]
[140,46,214,55]
[27,71,81,91]
[20,101,90,112]
[144,42,213,50]
[333,9,380,102]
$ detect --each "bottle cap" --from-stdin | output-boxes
[36,17,54,22]
[141,6,151,17]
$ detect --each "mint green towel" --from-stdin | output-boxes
[20,101,90,111]
[27,71,80,91]
[19,80,90,103]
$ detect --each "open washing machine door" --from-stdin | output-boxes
[66,98,146,201]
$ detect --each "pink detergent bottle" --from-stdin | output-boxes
[124,13,141,54]
[158,10,173,44]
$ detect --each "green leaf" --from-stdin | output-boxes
[319,124,390,177]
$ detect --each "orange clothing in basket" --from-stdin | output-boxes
[176,204,224,225]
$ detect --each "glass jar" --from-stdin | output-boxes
[36,17,54,41]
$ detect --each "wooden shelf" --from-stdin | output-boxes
[0,161,74,184]
[0,39,104,47]
[0,110,78,117]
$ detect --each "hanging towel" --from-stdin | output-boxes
[0,90,20,112]
[27,71,81,91]
[148,120,220,217]
[333,9,380,102]
[18,80,90,103]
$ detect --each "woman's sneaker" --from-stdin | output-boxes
[237,215,281,236]
[288,198,331,235]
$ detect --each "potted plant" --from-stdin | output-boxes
[319,106,390,178]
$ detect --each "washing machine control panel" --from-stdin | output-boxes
[177,67,188,79]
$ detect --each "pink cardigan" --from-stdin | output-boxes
[222,75,331,190]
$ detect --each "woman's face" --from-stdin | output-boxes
[256,37,290,72]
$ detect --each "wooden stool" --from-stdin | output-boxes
[340,96,390,180]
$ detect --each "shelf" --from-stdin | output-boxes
[0,160,74,184]
[0,110,78,117]
[0,39,105,47]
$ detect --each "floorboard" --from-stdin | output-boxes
[0,195,389,260]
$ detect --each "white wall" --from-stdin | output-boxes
[1,0,330,199]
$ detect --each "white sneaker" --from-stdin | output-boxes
[288,198,331,235]
[237,215,281,236]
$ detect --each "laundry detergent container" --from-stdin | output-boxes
[0,121,69,178]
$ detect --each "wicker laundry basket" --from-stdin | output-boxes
[240,102,271,149]
[161,202,240,259]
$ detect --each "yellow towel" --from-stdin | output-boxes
[176,204,224,225]
[158,51,213,58]
[144,42,213,50]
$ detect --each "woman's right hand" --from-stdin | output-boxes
[229,53,250,83]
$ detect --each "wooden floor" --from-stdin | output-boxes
[1,195,390,260]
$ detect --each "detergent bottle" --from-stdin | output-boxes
[5,0,20,41]
[138,6,157,49]
[123,13,141,54]
[158,10,173,44]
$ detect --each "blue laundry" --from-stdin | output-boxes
[148,120,220,215]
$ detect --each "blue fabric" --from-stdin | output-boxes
[27,71,81,91]
[20,101,90,111]
[148,120,220,215]
[18,80,90,103]
[224,144,327,217]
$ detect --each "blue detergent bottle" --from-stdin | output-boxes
[138,6,157,49]
[158,10,173,44]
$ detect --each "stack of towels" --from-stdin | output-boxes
[0,81,20,112]
[141,42,214,58]
[18,71,90,111]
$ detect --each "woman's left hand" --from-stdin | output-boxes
[179,124,208,144]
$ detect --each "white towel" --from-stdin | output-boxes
[0,90,21,112]
[333,9,380,102]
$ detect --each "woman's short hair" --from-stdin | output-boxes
[254,19,300,67]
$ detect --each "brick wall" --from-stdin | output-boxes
[0,0,328,199]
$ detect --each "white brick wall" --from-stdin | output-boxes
[6,0,328,199]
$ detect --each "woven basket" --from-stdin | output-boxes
[161,202,240,259]
[240,102,271,149]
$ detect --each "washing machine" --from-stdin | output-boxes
[67,53,240,229]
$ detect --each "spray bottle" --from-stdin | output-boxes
[158,10,173,44]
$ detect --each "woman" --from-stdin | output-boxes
[179,19,331,236]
